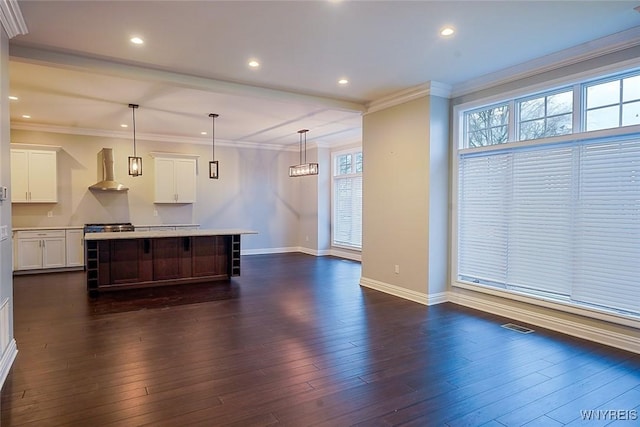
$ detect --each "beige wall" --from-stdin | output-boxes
[362,96,437,296]
[10,129,302,251]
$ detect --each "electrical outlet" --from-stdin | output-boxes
[305,235,309,242]
[394,264,400,274]
[47,211,53,217]
[153,209,158,217]
[0,225,7,241]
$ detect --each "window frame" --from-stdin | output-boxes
[331,146,363,251]
[452,65,640,328]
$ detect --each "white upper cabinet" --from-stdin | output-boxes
[11,147,59,203]
[151,153,198,204]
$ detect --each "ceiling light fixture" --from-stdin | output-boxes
[440,27,455,37]
[8,96,18,100]
[128,104,142,176]
[248,59,260,68]
[120,124,128,128]
[21,114,31,119]
[289,129,318,177]
[338,78,349,85]
[130,36,144,45]
[201,131,207,135]
[209,113,219,179]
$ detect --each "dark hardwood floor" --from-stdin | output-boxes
[2,253,639,426]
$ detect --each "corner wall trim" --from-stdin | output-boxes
[449,291,640,354]
[359,277,447,306]
[0,339,18,389]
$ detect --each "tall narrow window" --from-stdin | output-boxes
[333,149,363,249]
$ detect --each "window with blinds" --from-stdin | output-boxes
[458,136,640,317]
[457,68,640,318]
[333,150,363,249]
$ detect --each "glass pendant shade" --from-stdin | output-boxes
[128,156,142,176]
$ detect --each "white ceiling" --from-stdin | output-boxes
[7,0,640,148]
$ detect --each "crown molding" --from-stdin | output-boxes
[0,0,27,38]
[10,122,299,152]
[366,81,452,114]
[451,26,640,99]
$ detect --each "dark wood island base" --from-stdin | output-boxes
[85,230,253,295]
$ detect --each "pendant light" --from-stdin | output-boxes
[128,103,142,176]
[289,129,318,177]
[209,113,219,179]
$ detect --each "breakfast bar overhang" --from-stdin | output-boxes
[84,229,256,295]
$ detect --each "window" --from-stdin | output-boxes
[333,149,363,249]
[464,103,509,147]
[585,73,640,131]
[456,68,640,319]
[518,89,573,140]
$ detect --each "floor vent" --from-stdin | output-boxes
[501,323,534,334]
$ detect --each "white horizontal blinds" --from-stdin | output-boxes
[458,153,510,284]
[508,146,573,295]
[572,138,640,315]
[334,175,363,248]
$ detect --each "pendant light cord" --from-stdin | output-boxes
[209,113,219,161]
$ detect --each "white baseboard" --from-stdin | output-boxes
[359,277,447,306]
[241,247,300,255]
[329,248,361,262]
[0,339,17,389]
[242,247,360,261]
[298,247,331,257]
[449,291,640,354]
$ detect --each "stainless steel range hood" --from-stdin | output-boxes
[88,148,129,192]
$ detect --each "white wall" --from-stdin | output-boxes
[10,129,301,251]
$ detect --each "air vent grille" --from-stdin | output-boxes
[501,323,535,334]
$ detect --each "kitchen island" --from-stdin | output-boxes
[84,229,256,295]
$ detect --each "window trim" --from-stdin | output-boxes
[331,146,363,251]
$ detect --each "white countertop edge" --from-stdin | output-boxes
[85,229,258,240]
[13,226,83,231]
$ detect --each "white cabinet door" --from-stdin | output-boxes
[15,239,43,270]
[153,156,197,203]
[28,151,58,202]
[65,229,84,267]
[154,158,177,203]
[42,237,66,268]
[10,150,29,203]
[10,148,57,203]
[175,159,197,203]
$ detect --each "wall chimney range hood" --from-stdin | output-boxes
[89,148,129,192]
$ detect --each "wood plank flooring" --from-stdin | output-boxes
[1,253,639,426]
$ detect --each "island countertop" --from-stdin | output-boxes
[84,228,257,240]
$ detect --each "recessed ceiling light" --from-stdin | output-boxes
[338,78,349,85]
[120,124,128,128]
[201,131,207,135]
[8,96,18,101]
[248,59,260,68]
[22,115,31,119]
[440,27,455,37]
[130,36,144,45]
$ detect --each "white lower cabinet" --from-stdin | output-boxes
[14,230,67,271]
[65,229,84,267]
